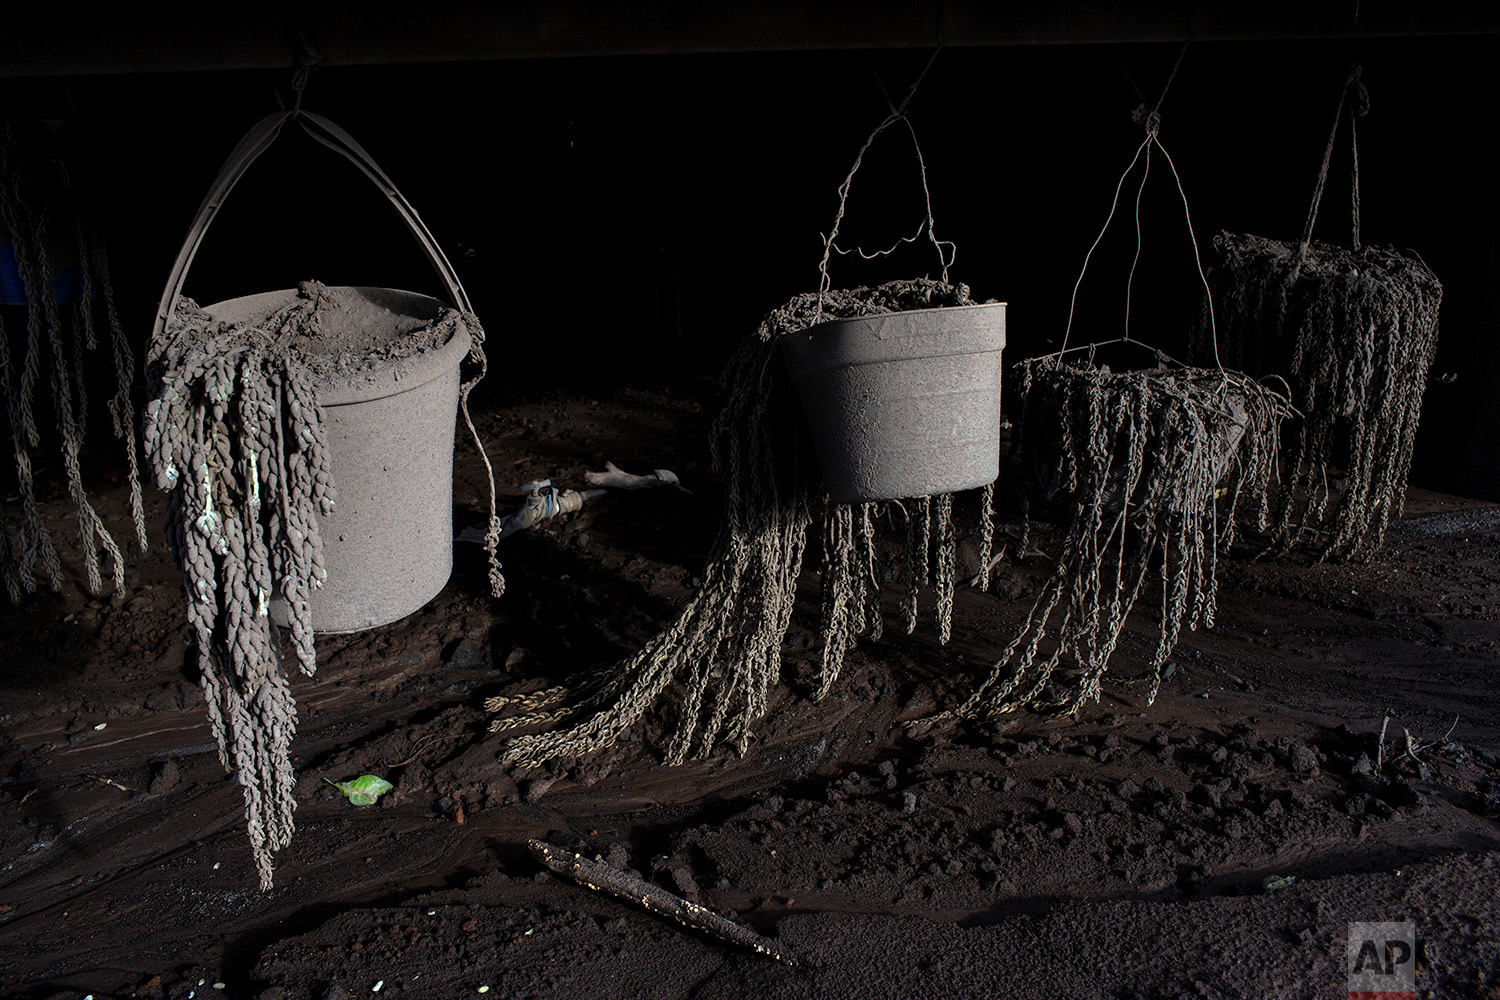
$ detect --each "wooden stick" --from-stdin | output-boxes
[527,839,795,965]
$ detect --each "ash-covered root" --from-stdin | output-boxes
[498,279,987,769]
[1203,231,1442,562]
[933,358,1292,724]
[528,839,795,964]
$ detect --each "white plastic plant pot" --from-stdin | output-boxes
[203,286,470,634]
[781,301,1007,503]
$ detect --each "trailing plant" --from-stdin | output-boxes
[1206,234,1440,561]
[494,278,990,768]
[493,59,995,768]
[931,71,1292,725]
[144,282,484,888]
[930,356,1290,723]
[1200,66,1442,561]
[0,121,147,602]
[142,106,502,889]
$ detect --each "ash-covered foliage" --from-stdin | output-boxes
[1204,231,1442,561]
[145,281,480,888]
[0,123,147,603]
[933,357,1291,723]
[496,279,990,768]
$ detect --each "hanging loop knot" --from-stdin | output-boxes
[1130,103,1162,139]
[289,28,324,113]
[1351,80,1371,118]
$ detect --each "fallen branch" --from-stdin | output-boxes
[527,839,795,964]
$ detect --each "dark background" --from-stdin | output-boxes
[4,33,1494,492]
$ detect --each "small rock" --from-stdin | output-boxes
[67,730,89,747]
[1382,777,1423,808]
[1349,752,1375,776]
[1189,783,1221,810]
[525,777,558,803]
[148,759,181,795]
[175,681,203,709]
[901,790,920,814]
[668,863,702,903]
[1288,741,1320,775]
[444,638,486,670]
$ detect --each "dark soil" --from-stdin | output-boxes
[2,378,1498,999]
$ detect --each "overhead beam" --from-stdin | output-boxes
[4,2,1498,78]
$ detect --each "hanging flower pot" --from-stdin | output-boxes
[496,66,1003,771]
[778,79,1005,506]
[143,109,501,889]
[933,96,1292,728]
[1202,65,1442,562]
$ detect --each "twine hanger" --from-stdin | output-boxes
[1290,62,1369,285]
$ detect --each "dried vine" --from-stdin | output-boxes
[1204,231,1442,561]
[932,357,1291,723]
[495,278,987,768]
[0,122,147,602]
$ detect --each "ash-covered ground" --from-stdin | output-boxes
[2,379,1497,999]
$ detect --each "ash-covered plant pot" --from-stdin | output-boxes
[928,98,1295,730]
[143,109,501,890]
[202,285,473,633]
[1023,358,1263,516]
[936,354,1292,726]
[1019,358,1284,527]
[781,300,1006,504]
[491,74,1008,770]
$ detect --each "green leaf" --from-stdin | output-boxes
[324,774,394,806]
[1261,874,1296,894]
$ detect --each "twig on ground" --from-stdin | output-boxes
[527,839,795,964]
[967,547,1006,588]
[1376,711,1391,771]
[1401,714,1460,763]
[85,774,134,793]
[382,732,465,768]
